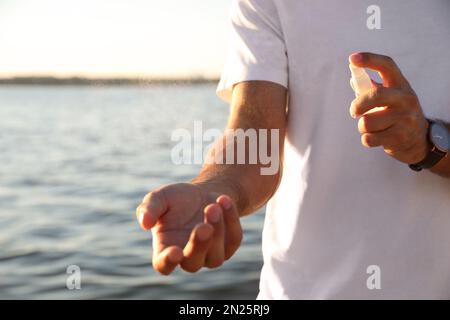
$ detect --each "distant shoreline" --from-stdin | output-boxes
[0,76,219,86]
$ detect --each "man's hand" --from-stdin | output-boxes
[136,81,287,276]
[349,52,430,164]
[136,183,242,275]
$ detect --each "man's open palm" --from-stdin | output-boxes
[136,183,242,275]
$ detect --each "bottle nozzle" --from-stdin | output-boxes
[349,64,366,79]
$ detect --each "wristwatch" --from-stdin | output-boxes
[409,119,450,171]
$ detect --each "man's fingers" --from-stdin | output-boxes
[361,125,414,150]
[180,223,214,273]
[204,204,225,268]
[136,189,168,230]
[358,108,397,134]
[152,245,183,275]
[349,52,410,89]
[216,195,243,260]
[350,86,411,117]
[361,127,398,148]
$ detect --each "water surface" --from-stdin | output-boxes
[0,84,264,299]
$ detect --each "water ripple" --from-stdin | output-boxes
[0,85,264,299]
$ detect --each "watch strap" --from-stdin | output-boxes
[409,145,446,171]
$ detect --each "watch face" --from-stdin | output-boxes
[430,122,450,152]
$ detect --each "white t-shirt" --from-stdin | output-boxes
[217,0,450,299]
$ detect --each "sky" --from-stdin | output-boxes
[0,0,231,78]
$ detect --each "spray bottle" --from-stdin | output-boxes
[349,64,372,97]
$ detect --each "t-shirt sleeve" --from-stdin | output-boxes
[216,0,288,103]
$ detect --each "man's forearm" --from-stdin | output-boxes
[192,81,288,217]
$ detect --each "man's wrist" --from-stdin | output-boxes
[410,119,450,173]
[409,136,432,168]
[191,176,249,216]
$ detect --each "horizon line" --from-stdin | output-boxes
[0,75,220,86]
